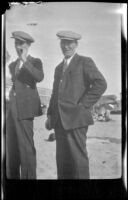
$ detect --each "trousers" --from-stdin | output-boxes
[55,116,90,179]
[6,93,36,179]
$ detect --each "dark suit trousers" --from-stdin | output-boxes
[55,116,90,179]
[6,93,36,179]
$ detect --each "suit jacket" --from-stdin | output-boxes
[47,53,107,130]
[9,55,44,120]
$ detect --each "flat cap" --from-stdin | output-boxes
[56,31,81,40]
[11,31,35,43]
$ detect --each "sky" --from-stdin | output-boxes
[5,2,122,98]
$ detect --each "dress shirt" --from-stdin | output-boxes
[63,52,76,66]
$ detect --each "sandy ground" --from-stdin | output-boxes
[34,114,121,179]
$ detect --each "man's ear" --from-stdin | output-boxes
[26,42,31,47]
[75,41,78,47]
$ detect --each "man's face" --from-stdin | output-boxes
[15,39,30,57]
[60,39,78,58]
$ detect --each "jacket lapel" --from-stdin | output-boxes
[57,54,80,78]
[57,61,64,79]
[65,53,80,74]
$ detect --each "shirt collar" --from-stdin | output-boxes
[64,52,76,65]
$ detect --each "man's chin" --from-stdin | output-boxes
[17,52,21,57]
[64,52,73,58]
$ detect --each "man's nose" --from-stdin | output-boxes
[64,44,70,49]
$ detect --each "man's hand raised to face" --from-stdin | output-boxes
[18,43,29,63]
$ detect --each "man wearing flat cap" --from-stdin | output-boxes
[6,31,44,179]
[45,30,107,179]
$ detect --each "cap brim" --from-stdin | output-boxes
[11,36,26,42]
[58,37,79,41]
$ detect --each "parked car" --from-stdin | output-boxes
[110,110,121,114]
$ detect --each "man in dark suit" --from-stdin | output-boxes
[45,31,107,179]
[6,31,44,179]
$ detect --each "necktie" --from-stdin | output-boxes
[63,59,68,73]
